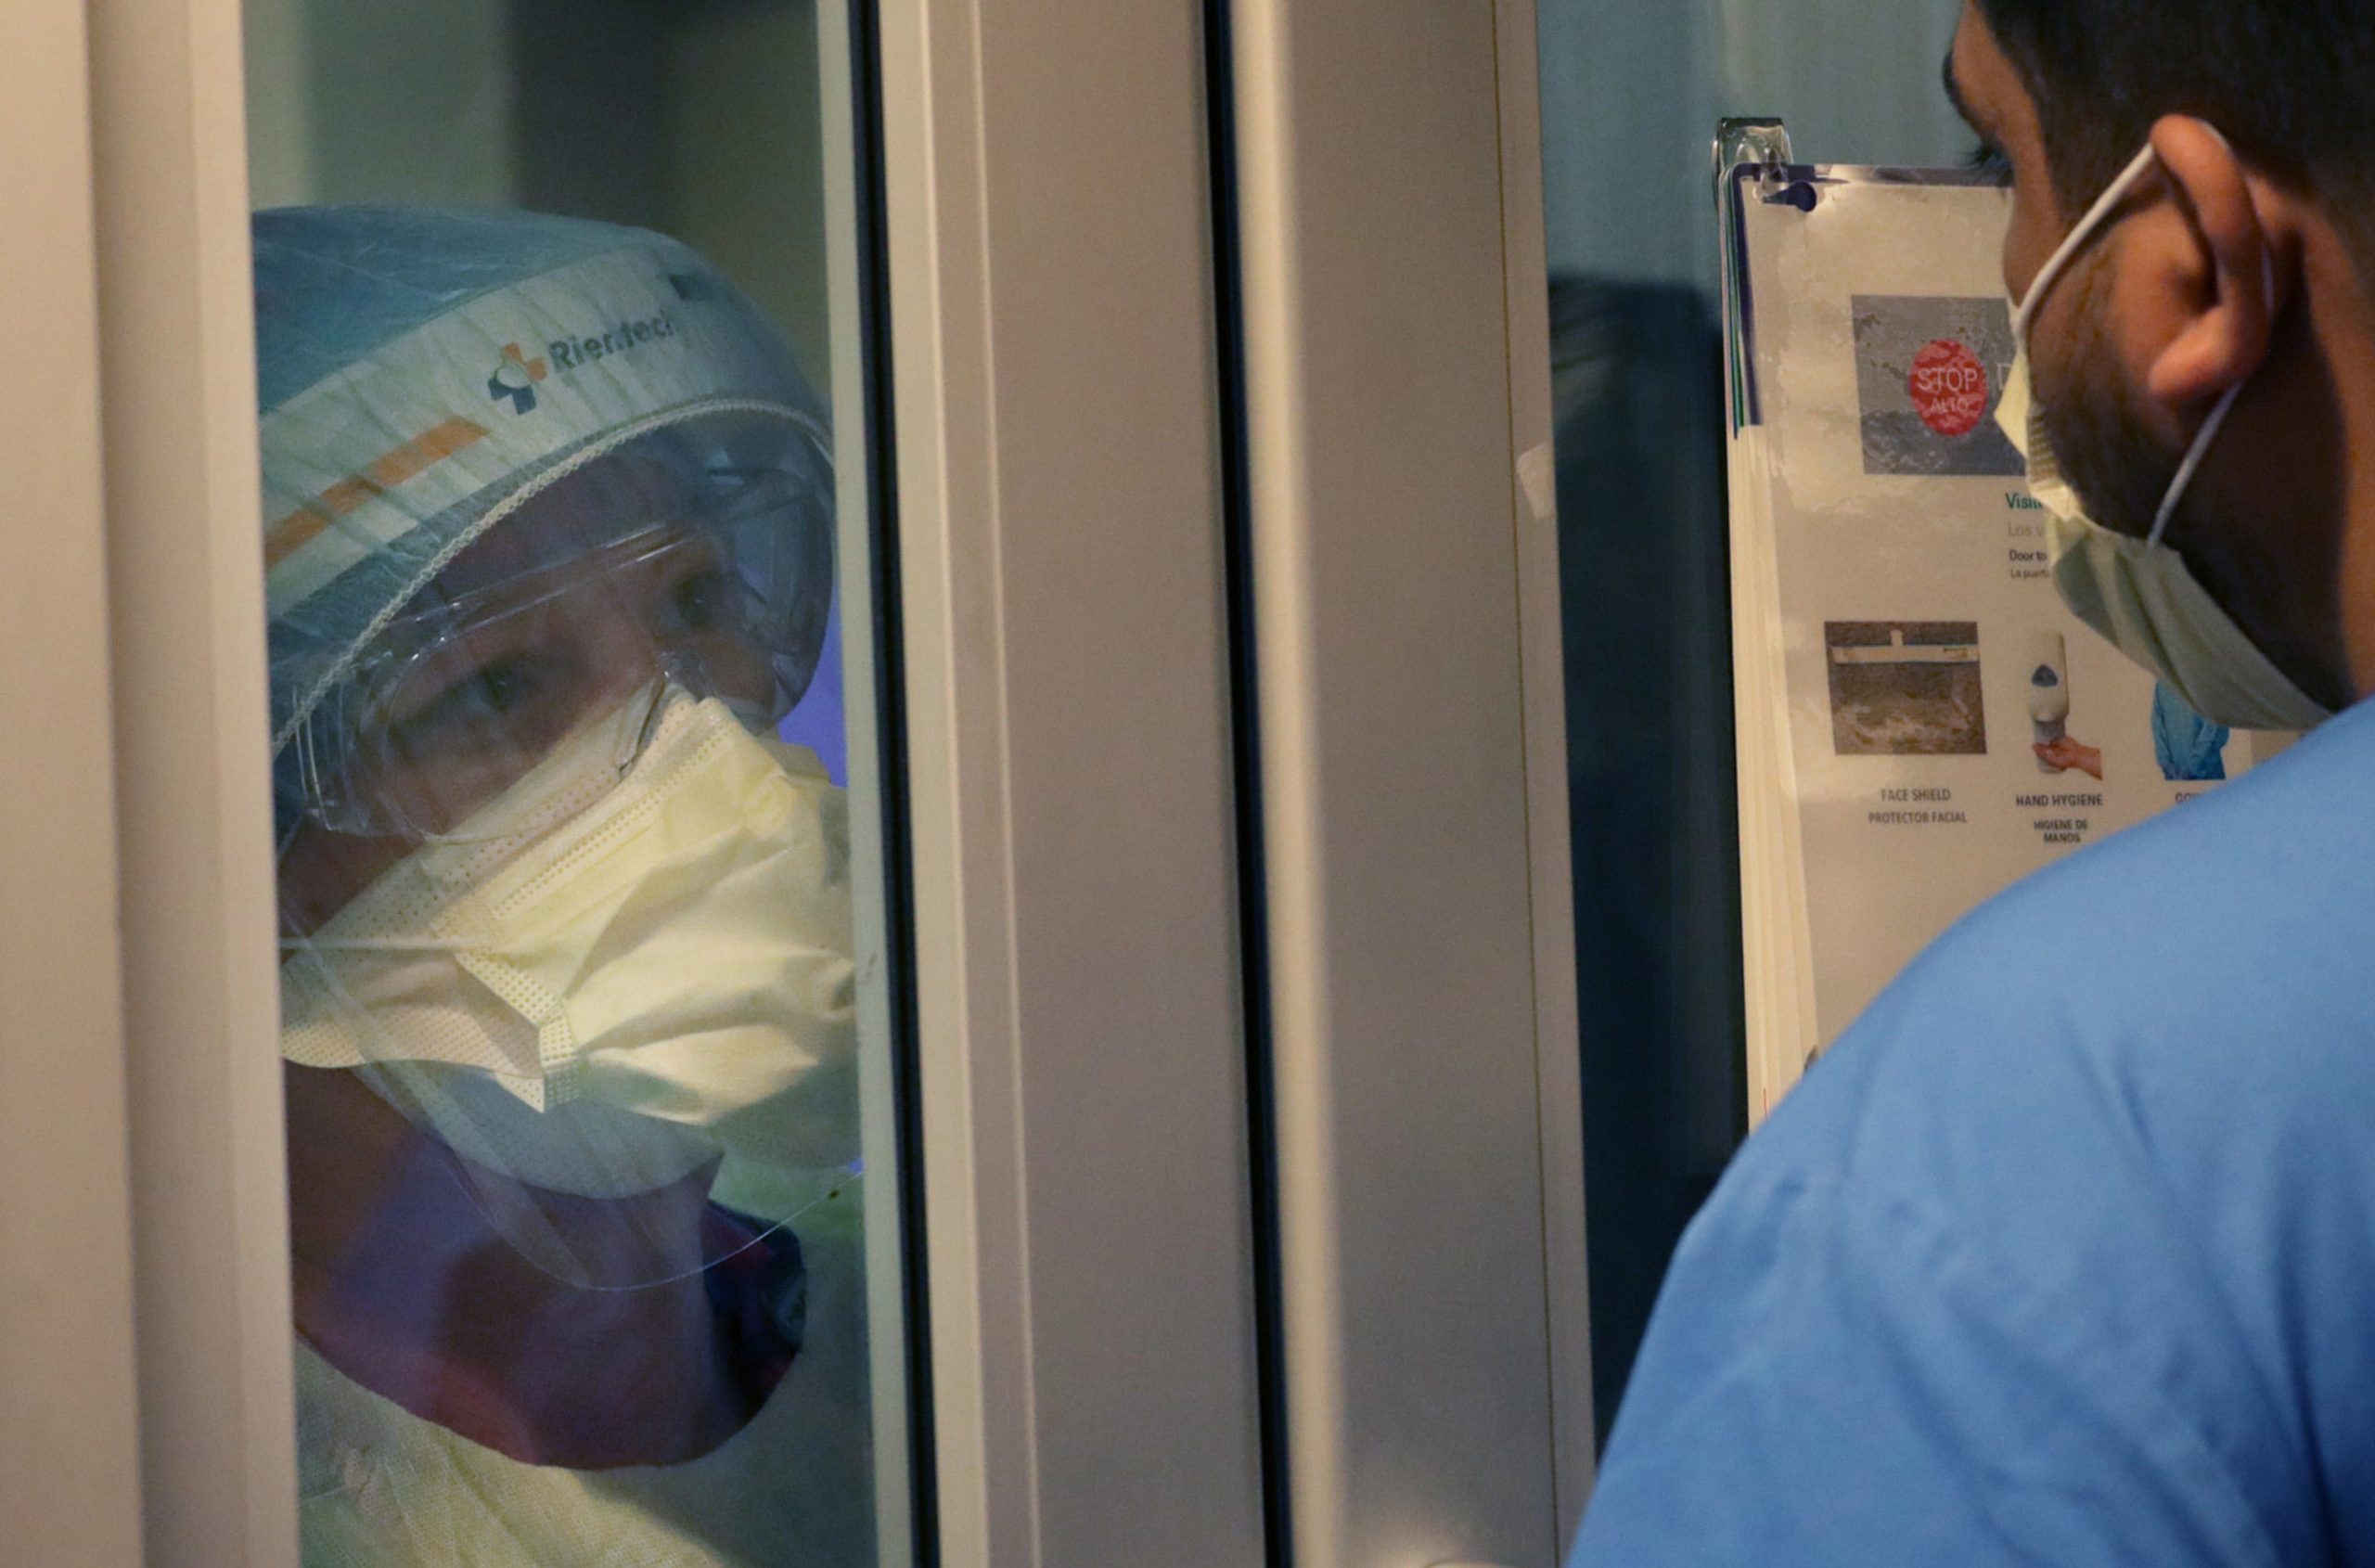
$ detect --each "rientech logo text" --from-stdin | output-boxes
[547,312,679,370]
[487,311,680,416]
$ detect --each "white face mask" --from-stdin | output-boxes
[2001,140,2333,733]
[280,686,857,1203]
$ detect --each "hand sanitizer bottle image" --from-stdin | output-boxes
[2027,631,2071,773]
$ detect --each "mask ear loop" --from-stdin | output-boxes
[2008,128,2271,552]
[2012,144,2163,343]
[2148,250,2279,548]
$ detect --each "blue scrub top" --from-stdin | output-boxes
[1573,700,2375,1567]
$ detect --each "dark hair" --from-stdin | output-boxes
[1979,0,2375,249]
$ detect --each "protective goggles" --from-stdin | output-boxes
[287,466,832,841]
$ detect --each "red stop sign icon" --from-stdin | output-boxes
[1907,339,1989,438]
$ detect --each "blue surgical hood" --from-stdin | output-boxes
[251,205,832,823]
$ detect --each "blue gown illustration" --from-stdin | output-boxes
[2153,682,2230,782]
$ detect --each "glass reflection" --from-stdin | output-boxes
[245,4,895,1561]
[266,204,871,1564]
[1534,0,1971,1440]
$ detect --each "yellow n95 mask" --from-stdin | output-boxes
[280,682,856,1282]
[2000,140,2333,734]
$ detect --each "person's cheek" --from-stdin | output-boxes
[2004,187,2049,303]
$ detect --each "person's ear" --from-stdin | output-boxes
[2141,115,2294,409]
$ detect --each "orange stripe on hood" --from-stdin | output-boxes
[264,417,490,571]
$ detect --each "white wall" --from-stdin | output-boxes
[239,0,830,392]
[243,0,516,212]
[665,2,833,393]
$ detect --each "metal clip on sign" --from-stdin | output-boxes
[1715,117,1793,432]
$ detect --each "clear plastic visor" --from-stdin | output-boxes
[285,431,833,845]
[276,426,855,1316]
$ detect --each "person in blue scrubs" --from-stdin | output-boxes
[1573,4,2375,1562]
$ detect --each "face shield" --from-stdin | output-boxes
[282,417,834,842]
[260,210,857,1305]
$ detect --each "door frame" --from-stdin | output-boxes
[1227,0,1594,1558]
[0,5,149,1562]
[875,0,1269,1559]
[59,0,1274,1562]
[32,0,1584,1560]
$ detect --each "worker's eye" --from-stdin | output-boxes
[1967,140,2010,179]
[648,559,751,646]
[668,569,737,635]
[385,656,549,750]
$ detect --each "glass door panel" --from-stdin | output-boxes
[241,2,918,1560]
[1534,0,1973,1442]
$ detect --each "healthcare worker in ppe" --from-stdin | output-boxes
[1574,3,2375,1562]
[261,206,871,1564]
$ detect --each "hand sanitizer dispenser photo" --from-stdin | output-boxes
[2028,630,2071,773]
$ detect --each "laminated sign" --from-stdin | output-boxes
[1716,123,2297,1122]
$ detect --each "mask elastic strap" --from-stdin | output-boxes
[2149,251,2279,548]
[2149,384,2244,547]
[2013,144,2162,341]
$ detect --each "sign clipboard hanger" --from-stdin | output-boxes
[1717,117,1824,434]
[1717,122,2013,433]
[1714,132,2029,1112]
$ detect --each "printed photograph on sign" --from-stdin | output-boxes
[1825,621,1988,755]
[1852,295,2022,478]
[2152,680,2236,783]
